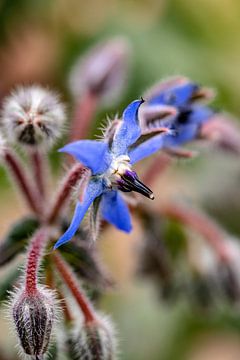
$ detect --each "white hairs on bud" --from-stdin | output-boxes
[7,285,61,360]
[1,85,66,148]
[69,37,131,106]
[68,313,118,360]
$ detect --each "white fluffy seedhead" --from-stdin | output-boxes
[0,131,6,157]
[1,85,66,148]
[69,37,131,106]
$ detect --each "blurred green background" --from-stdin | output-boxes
[1,0,240,359]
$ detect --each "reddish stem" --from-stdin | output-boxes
[45,264,73,323]
[158,203,232,263]
[57,288,74,323]
[4,150,42,216]
[25,227,49,294]
[142,153,172,186]
[30,149,47,200]
[46,163,88,224]
[52,252,96,324]
[69,90,98,142]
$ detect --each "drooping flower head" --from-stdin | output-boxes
[1,85,66,148]
[54,100,176,248]
[139,76,216,151]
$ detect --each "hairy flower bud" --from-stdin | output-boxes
[1,85,66,148]
[200,113,240,154]
[69,37,131,106]
[11,286,56,358]
[67,316,117,360]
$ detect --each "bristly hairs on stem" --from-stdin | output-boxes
[46,163,90,224]
[9,227,60,359]
[25,227,49,294]
[29,148,48,201]
[52,252,97,324]
[2,147,43,216]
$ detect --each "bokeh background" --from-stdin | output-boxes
[1,0,240,359]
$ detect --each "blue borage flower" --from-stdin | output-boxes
[54,100,175,249]
[138,76,216,155]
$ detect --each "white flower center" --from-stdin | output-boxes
[104,155,131,187]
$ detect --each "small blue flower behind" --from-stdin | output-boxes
[54,99,175,249]
[137,76,216,153]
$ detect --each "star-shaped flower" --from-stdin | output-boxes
[54,100,175,249]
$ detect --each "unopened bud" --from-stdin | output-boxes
[1,86,66,148]
[67,316,117,360]
[69,37,131,106]
[11,286,57,358]
[200,113,240,154]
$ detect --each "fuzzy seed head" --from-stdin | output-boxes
[69,37,131,106]
[0,131,6,157]
[1,85,66,148]
[11,286,56,358]
[67,315,117,360]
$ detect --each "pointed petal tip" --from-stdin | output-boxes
[53,236,69,249]
[124,226,132,233]
[53,239,64,251]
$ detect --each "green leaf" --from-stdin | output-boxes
[0,216,39,266]
[60,239,114,290]
[0,266,21,303]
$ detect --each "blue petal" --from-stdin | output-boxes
[149,83,198,108]
[129,134,165,164]
[59,140,111,175]
[164,106,214,147]
[188,105,214,126]
[54,179,104,249]
[111,99,143,155]
[129,106,214,164]
[101,191,132,232]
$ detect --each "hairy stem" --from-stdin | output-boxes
[4,150,42,215]
[30,149,48,200]
[158,203,232,263]
[25,227,49,294]
[69,90,98,142]
[46,164,88,224]
[57,288,74,324]
[142,154,171,186]
[46,264,73,323]
[52,252,96,323]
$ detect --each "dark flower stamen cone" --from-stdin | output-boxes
[119,170,154,199]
